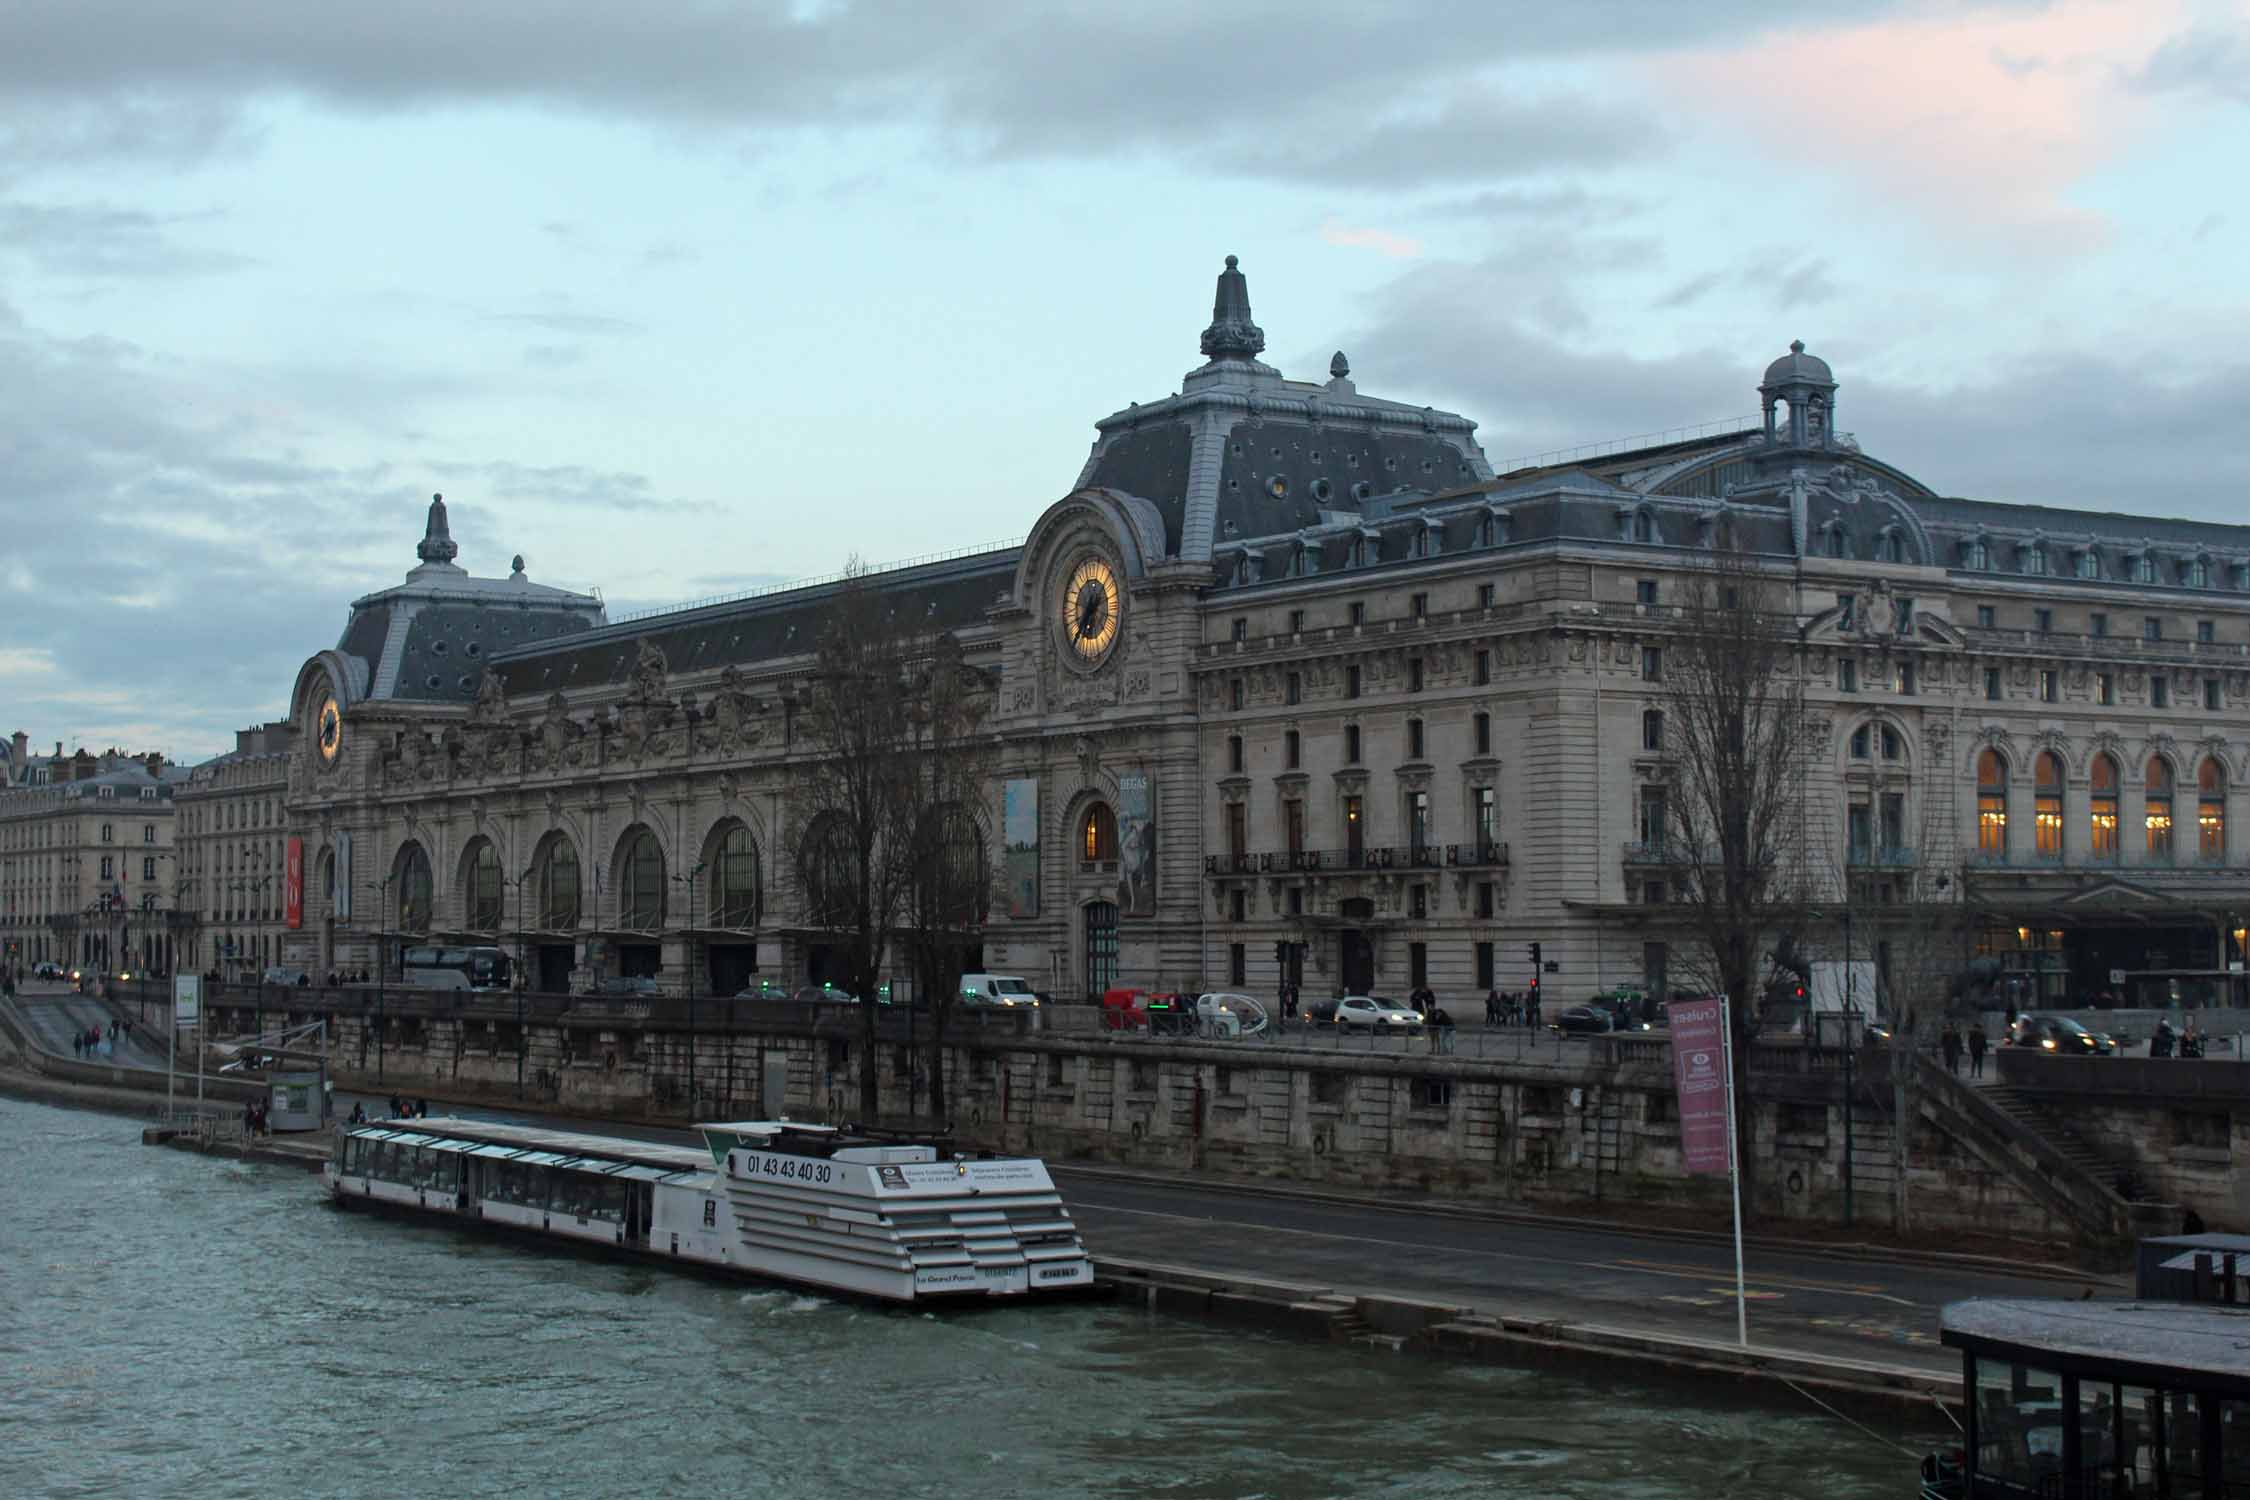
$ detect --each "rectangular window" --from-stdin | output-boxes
[2153,677,2171,709]
[1287,886,1304,916]
[1641,646,1662,681]
[1227,734,1244,773]
[2039,669,2057,704]
[1642,880,1667,905]
[1836,593,1855,630]
[1288,609,1304,634]
[1410,591,1428,619]
[1838,658,1857,693]
[1408,657,1425,692]
[1225,803,1246,860]
[1230,617,1247,642]
[1346,664,1361,699]
[2208,679,2223,711]
[142,856,155,881]
[1896,660,1916,696]
[2035,608,2052,633]
[1474,940,1495,990]
[2091,611,2108,638]
[2145,616,2163,641]
[1228,943,1245,985]
[1409,940,1428,984]
[1228,888,1246,922]
[1344,796,1364,859]
[1284,799,1305,855]
[1475,711,1491,754]
[1976,605,1995,629]
[1476,583,1495,609]
[1638,786,1667,847]
[2098,672,2115,706]
[1476,881,1495,920]
[1407,718,1425,760]
[1230,677,1244,710]
[1285,728,1300,769]
[1636,578,1658,605]
[1408,790,1431,856]
[2199,619,2216,644]
[1985,668,2001,702]
[1642,709,1663,751]
[100,856,113,879]
[1473,649,1490,686]
[1896,598,1915,634]
[1344,725,1360,763]
[1349,601,1365,627]
[1846,803,1873,862]
[1474,787,1496,850]
[1285,671,1301,705]
[1408,884,1430,920]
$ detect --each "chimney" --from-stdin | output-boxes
[238,729,254,756]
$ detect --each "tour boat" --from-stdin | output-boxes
[324,1116,1095,1302]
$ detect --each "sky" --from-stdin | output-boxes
[3,0,2246,762]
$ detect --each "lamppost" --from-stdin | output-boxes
[376,871,398,1084]
[1842,906,1856,1229]
[503,863,535,1100]
[671,860,707,1115]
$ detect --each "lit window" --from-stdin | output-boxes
[1082,804,1118,862]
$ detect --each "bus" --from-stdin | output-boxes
[400,945,514,992]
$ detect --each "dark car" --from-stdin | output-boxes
[584,975,662,998]
[1301,996,1341,1026]
[2008,1014,2113,1056]
[1550,1004,1616,1035]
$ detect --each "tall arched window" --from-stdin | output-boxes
[617,828,666,930]
[2199,758,2226,863]
[465,840,502,933]
[1976,749,2009,857]
[2090,754,2119,859]
[540,835,581,930]
[395,843,433,935]
[709,824,761,928]
[919,804,987,929]
[2034,752,2064,860]
[800,813,854,928]
[2145,757,2175,860]
[1081,802,1118,865]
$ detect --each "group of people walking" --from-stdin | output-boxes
[1939,1020,1990,1077]
[70,1020,130,1059]
[1483,989,1542,1027]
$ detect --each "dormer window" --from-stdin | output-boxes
[1824,525,1849,560]
[2131,553,2155,583]
[2076,550,2101,580]
[1874,530,1903,564]
[1964,538,1991,571]
[1626,508,1657,544]
[2187,557,2211,588]
[2021,545,2048,576]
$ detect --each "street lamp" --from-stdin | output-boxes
[375,871,398,1084]
[671,860,707,1116]
[503,863,535,1100]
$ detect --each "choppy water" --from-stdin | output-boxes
[0,1095,1941,1498]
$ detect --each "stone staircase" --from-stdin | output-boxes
[1978,1084,2153,1203]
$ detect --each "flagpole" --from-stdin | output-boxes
[1724,995,1748,1347]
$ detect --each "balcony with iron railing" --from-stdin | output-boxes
[1845,844,1919,869]
[1203,841,1509,877]
[1961,844,2234,873]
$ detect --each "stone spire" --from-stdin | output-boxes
[416,492,460,567]
[1198,254,1265,361]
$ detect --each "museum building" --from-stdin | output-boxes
[268,258,2250,1011]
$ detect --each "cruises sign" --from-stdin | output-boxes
[1665,998,1732,1176]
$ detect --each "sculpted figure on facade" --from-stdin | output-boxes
[468,667,509,725]
[630,638,670,704]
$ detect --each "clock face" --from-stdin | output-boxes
[316,697,342,763]
[1061,555,1122,664]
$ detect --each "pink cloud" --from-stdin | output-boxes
[1653,1,2185,248]
[1319,215,1423,259]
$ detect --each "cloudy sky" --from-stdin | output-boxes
[5,0,2246,761]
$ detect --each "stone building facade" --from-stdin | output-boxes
[0,751,183,973]
[174,722,297,977]
[266,258,2250,1013]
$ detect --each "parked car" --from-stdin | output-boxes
[1301,995,1341,1026]
[1550,1004,1616,1035]
[959,973,1041,1009]
[1335,995,1423,1033]
[584,975,662,998]
[2008,1014,2113,1056]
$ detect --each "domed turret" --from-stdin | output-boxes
[1759,340,1838,449]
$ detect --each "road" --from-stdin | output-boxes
[314,1087,2101,1375]
[11,989,173,1070]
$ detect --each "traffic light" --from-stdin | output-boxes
[1527,941,1542,967]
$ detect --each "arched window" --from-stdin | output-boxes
[1875,530,1903,564]
[1081,802,1118,865]
[918,804,987,929]
[2034,752,2064,860]
[2188,557,2211,589]
[2090,754,2120,859]
[1629,509,1656,544]
[2076,550,2100,580]
[465,840,502,934]
[2200,758,2227,862]
[540,835,581,930]
[395,843,433,935]
[709,824,761,928]
[2022,545,2048,576]
[799,813,854,928]
[2145,757,2175,860]
[1976,749,2008,857]
[617,828,666,930]
[1966,538,1991,571]
[1825,525,1848,559]
[1850,726,1870,759]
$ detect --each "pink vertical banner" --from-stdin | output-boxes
[1667,998,1731,1176]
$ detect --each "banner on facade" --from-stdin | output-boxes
[335,830,353,920]
[1115,773,1157,918]
[284,837,304,930]
[174,973,202,1027]
[1665,997,1732,1176]
[1002,778,1040,919]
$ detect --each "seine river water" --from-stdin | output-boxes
[1,1096,1942,1498]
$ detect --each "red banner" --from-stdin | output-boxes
[1666,998,1731,1176]
[284,837,304,931]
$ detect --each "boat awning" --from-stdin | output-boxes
[465,1143,527,1159]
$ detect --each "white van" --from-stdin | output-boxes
[958,974,1041,1009]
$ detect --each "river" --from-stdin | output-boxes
[0,1096,1943,1497]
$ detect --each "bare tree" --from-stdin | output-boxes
[892,633,999,1121]
[791,563,917,1119]
[1653,529,1815,1199]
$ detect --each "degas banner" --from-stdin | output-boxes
[1116,772,1157,918]
[284,837,305,930]
[1003,778,1040,920]
[1665,997,1732,1176]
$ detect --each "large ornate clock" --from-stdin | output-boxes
[1060,554,1122,666]
[315,693,343,765]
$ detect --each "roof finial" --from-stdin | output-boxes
[1199,253,1265,361]
[1330,350,1350,379]
[1790,338,1805,355]
[417,492,459,567]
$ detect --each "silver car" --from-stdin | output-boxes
[1335,995,1423,1033]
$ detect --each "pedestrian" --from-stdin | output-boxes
[72,1033,83,1059]
[1941,1021,1963,1075]
[416,1098,430,1120]
[389,1093,403,1118]
[2153,1020,2176,1058]
[1485,988,1501,1026]
[1967,1022,1988,1079]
